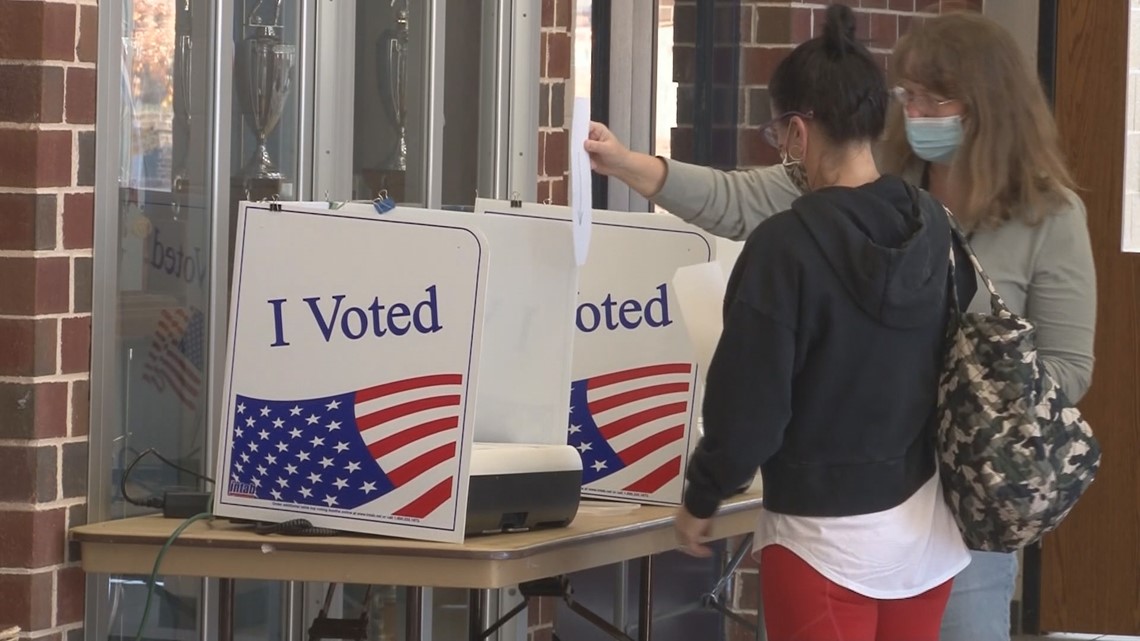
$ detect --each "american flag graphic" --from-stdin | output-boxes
[142,307,205,410]
[568,363,694,496]
[225,374,464,520]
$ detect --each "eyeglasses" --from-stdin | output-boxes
[760,110,814,148]
[890,85,956,112]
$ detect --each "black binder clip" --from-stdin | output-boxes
[266,194,282,212]
[510,191,522,208]
[372,190,396,214]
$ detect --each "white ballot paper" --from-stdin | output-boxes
[671,262,728,377]
[672,238,743,376]
[570,97,593,265]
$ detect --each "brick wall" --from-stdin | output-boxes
[672,0,982,172]
[0,1,97,639]
[538,0,573,207]
[532,6,572,636]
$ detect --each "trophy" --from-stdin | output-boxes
[377,0,409,171]
[238,0,296,181]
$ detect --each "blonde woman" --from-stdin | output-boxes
[586,11,1096,641]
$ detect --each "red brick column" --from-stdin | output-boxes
[669,0,696,165]
[0,1,97,639]
[538,0,572,207]
[531,7,572,637]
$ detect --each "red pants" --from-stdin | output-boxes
[759,545,953,641]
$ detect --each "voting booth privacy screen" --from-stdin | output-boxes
[477,200,715,506]
[213,201,583,541]
[215,199,719,542]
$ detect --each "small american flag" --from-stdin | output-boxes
[142,307,205,410]
[225,374,464,521]
[568,363,693,495]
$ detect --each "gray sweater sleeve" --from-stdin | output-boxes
[652,156,1096,403]
[652,159,801,241]
[1028,195,1097,402]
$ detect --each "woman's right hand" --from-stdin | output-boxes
[584,121,632,178]
[584,121,668,198]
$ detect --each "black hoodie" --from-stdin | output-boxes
[684,175,976,519]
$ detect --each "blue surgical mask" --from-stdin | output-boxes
[905,115,963,164]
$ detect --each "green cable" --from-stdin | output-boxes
[134,510,214,641]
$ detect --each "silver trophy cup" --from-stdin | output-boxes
[240,29,296,180]
[377,3,408,171]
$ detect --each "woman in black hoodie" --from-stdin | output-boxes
[673,5,977,640]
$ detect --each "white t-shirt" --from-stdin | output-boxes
[752,471,971,599]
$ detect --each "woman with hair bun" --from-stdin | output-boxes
[659,4,972,638]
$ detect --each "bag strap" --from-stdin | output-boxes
[943,206,1011,315]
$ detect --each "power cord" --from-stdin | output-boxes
[120,448,215,515]
[131,515,337,640]
[126,452,338,641]
[249,519,341,537]
[135,506,214,641]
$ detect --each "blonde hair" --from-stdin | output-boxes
[880,12,1076,230]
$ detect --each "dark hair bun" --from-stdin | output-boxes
[822,3,858,57]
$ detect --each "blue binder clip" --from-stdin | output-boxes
[373,190,396,215]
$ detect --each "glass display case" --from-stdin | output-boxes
[90,0,220,639]
[92,1,539,640]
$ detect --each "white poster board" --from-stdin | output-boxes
[672,236,745,377]
[213,202,489,543]
[477,199,715,506]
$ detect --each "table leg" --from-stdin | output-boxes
[282,581,300,641]
[614,561,630,633]
[468,589,486,641]
[218,579,235,641]
[754,571,767,641]
[405,587,423,641]
[637,556,653,641]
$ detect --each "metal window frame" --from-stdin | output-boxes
[87,0,127,637]
[310,0,357,202]
[477,0,540,203]
[604,0,657,212]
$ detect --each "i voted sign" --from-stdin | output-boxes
[570,211,713,506]
[213,202,489,543]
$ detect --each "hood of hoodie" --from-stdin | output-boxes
[792,175,950,329]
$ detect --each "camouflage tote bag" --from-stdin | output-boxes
[937,211,1101,553]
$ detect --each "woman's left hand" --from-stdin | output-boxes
[673,506,712,558]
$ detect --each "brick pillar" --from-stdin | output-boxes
[670,1,695,163]
[538,0,572,207]
[527,3,572,636]
[0,1,97,640]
